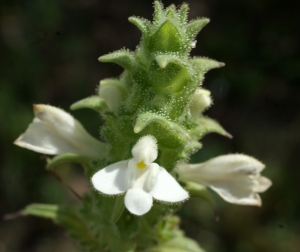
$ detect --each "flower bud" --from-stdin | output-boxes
[98,79,125,112]
[189,88,212,117]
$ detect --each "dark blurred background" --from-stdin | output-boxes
[1,0,299,251]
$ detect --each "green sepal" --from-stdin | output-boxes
[186,18,210,40]
[46,153,89,170]
[99,50,134,71]
[70,96,108,112]
[128,16,150,36]
[184,181,216,210]
[134,112,190,148]
[149,19,183,53]
[111,194,125,223]
[191,57,225,76]
[198,116,232,138]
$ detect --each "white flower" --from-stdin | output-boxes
[177,154,272,206]
[91,135,189,216]
[14,104,104,157]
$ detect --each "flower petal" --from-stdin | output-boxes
[254,176,272,193]
[144,163,160,192]
[208,179,263,206]
[131,135,157,164]
[91,160,129,195]
[14,104,105,157]
[151,167,189,203]
[125,188,153,215]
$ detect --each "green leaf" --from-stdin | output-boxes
[99,50,134,71]
[198,116,232,138]
[22,204,101,250]
[22,204,87,231]
[186,18,210,40]
[70,96,107,112]
[111,194,125,223]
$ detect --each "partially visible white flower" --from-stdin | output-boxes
[91,135,189,216]
[189,88,212,117]
[14,104,104,157]
[177,154,272,206]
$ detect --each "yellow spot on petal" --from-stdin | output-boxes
[137,161,147,169]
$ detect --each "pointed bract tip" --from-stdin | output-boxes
[225,132,233,139]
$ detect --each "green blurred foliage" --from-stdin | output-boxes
[0,0,299,251]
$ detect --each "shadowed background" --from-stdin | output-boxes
[1,0,299,251]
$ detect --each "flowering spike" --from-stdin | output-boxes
[13,2,271,251]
